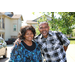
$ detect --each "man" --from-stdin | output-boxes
[14,22,70,62]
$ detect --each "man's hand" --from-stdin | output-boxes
[63,46,68,52]
[14,38,21,46]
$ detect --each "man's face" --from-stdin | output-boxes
[39,23,49,38]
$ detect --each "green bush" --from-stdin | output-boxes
[68,38,75,40]
[70,40,75,44]
[72,29,75,37]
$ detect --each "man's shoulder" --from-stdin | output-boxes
[51,31,62,34]
[49,31,59,35]
[51,31,60,33]
[35,34,41,39]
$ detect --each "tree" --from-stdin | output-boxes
[32,12,75,35]
[58,12,75,34]
[69,12,75,17]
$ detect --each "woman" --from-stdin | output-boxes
[9,25,42,62]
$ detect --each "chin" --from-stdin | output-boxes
[28,39,33,41]
[43,34,47,36]
[42,34,48,38]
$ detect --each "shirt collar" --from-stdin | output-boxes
[49,31,53,36]
[40,31,53,39]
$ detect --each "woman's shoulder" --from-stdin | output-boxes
[12,42,23,50]
[11,42,24,53]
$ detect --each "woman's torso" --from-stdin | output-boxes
[10,41,42,62]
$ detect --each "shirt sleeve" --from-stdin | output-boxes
[59,32,70,46]
[9,45,20,62]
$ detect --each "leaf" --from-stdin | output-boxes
[32,12,35,15]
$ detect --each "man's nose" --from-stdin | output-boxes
[42,27,46,30]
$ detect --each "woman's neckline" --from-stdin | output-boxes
[23,40,32,46]
[21,41,37,52]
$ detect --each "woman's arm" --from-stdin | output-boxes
[36,44,42,62]
[39,51,42,62]
[9,45,19,62]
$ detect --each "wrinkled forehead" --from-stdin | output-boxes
[39,22,48,27]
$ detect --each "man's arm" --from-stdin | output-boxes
[57,32,70,52]
[14,38,21,46]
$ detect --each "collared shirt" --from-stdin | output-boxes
[34,31,70,62]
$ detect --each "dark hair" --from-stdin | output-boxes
[18,25,36,40]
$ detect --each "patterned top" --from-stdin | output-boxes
[9,42,42,62]
[34,31,70,62]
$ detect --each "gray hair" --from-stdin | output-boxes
[39,21,49,25]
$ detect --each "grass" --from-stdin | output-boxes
[70,40,75,44]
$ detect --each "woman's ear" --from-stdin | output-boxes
[23,35,25,39]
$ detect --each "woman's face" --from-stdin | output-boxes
[24,30,34,41]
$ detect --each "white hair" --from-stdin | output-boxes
[39,21,48,25]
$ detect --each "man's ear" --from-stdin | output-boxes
[48,26,50,29]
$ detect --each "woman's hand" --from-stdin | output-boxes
[14,38,21,46]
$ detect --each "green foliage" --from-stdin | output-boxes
[35,25,40,35]
[57,12,75,34]
[72,29,75,37]
[32,12,35,15]
[70,40,75,44]
[33,12,75,35]
[69,12,75,17]
[37,14,47,23]
[68,38,75,40]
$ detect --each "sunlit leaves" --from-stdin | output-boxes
[32,12,75,35]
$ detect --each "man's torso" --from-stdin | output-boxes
[34,31,70,62]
